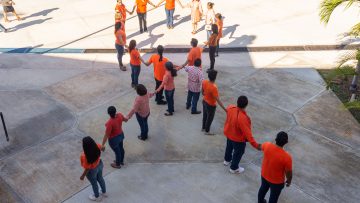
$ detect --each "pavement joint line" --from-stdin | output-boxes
[292,89,327,116]
[0,176,25,203]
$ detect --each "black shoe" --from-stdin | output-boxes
[186,106,190,110]
[164,112,173,116]
[140,30,144,33]
[191,111,201,114]
[215,54,219,57]
[144,28,148,32]
[157,100,167,105]
[137,136,146,141]
[131,84,135,88]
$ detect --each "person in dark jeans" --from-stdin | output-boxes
[223,96,262,174]
[135,0,156,33]
[204,24,218,71]
[201,70,226,135]
[258,132,293,203]
[101,106,128,169]
[128,40,142,87]
[156,62,177,116]
[80,136,107,201]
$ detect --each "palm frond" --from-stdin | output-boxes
[324,65,357,89]
[344,100,360,109]
[348,22,360,37]
[319,0,357,24]
[337,50,357,67]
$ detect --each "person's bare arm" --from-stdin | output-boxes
[176,0,184,8]
[285,171,292,187]
[216,97,226,112]
[156,0,165,7]
[80,169,89,180]
[148,0,157,7]
[101,134,108,151]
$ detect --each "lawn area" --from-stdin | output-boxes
[318,69,360,123]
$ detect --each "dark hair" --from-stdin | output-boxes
[275,131,288,147]
[157,45,164,62]
[194,58,202,67]
[208,70,217,82]
[114,22,122,33]
[207,2,214,8]
[82,136,101,164]
[215,13,222,20]
[129,40,136,53]
[107,106,116,118]
[237,96,248,109]
[211,24,218,34]
[165,61,177,77]
[191,38,198,47]
[136,84,147,96]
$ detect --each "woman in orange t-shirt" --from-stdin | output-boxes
[79,136,107,201]
[115,0,135,23]
[141,45,168,105]
[156,0,184,29]
[129,40,142,88]
[114,22,127,71]
[204,24,218,71]
[134,0,156,33]
[215,13,223,57]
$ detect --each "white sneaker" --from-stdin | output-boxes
[229,167,245,174]
[223,161,231,166]
[101,193,108,198]
[88,194,102,202]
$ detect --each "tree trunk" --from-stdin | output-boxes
[349,60,360,102]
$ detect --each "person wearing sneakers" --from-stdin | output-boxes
[80,136,107,201]
[141,45,168,105]
[101,106,128,169]
[182,38,203,67]
[201,70,226,135]
[177,58,204,114]
[114,22,127,71]
[1,0,21,22]
[223,95,261,174]
[258,132,292,203]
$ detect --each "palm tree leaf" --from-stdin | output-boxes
[349,22,360,37]
[337,50,357,67]
[344,101,360,109]
[319,0,360,24]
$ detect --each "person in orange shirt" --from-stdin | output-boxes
[115,11,125,32]
[156,0,184,29]
[141,45,168,105]
[80,136,107,201]
[215,13,223,57]
[202,70,226,135]
[223,95,262,174]
[204,24,218,71]
[101,106,128,169]
[258,132,293,203]
[115,0,135,23]
[129,40,142,88]
[155,61,178,116]
[134,0,156,33]
[114,22,127,71]
[182,38,203,67]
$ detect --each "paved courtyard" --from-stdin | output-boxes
[1,0,360,203]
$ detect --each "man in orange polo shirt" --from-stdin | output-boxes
[182,38,203,67]
[223,95,262,174]
[156,0,183,29]
[258,132,292,203]
[135,0,156,33]
[202,70,226,135]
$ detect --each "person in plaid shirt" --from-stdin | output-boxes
[178,58,204,114]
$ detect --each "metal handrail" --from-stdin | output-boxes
[0,112,9,142]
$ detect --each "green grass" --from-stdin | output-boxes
[318,69,360,123]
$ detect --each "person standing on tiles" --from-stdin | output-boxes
[156,0,184,29]
[134,0,157,33]
[114,22,127,71]
[258,131,293,203]
[223,95,262,174]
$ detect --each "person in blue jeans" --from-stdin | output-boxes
[80,136,107,201]
[128,40,142,88]
[155,62,177,116]
[156,0,184,29]
[101,106,128,169]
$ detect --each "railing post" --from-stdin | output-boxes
[0,112,9,142]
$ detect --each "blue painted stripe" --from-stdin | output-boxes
[0,48,85,54]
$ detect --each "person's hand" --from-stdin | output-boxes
[125,45,129,49]
[101,145,105,152]
[80,175,85,180]
[285,180,291,187]
[257,144,262,151]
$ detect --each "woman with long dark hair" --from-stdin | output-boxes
[115,22,127,71]
[101,106,128,169]
[129,40,141,88]
[155,61,177,116]
[140,45,168,105]
[80,136,107,201]
[204,24,218,71]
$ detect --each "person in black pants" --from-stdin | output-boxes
[134,0,156,33]
[201,70,226,135]
[204,24,218,72]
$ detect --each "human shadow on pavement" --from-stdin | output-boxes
[137,33,165,48]
[227,35,256,47]
[22,8,59,20]
[8,17,52,32]
[222,24,239,39]
[127,15,175,39]
[4,44,43,53]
